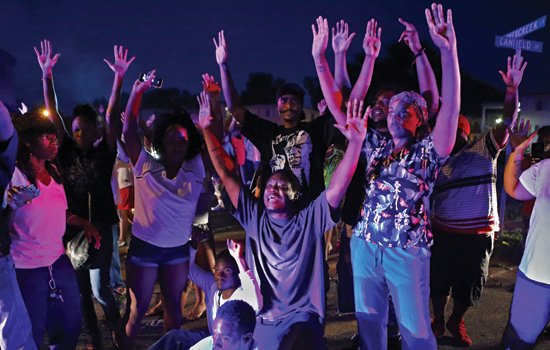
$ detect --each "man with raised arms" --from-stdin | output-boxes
[199,90,368,350]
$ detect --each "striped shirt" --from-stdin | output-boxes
[432,130,503,234]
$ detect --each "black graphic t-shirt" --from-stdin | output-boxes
[59,137,118,225]
[242,110,341,204]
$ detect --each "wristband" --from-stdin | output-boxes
[411,48,426,67]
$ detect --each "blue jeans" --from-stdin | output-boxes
[126,235,190,267]
[0,254,36,350]
[110,224,125,288]
[350,235,436,350]
[16,254,82,349]
[503,270,550,346]
[76,222,121,341]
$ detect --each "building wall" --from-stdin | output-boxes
[518,93,550,131]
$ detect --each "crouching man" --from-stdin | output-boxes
[198,92,368,350]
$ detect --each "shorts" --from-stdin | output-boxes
[126,236,190,268]
[117,186,135,211]
[430,226,494,306]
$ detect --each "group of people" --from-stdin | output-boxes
[0,3,549,350]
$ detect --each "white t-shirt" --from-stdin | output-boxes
[519,158,550,284]
[190,336,259,350]
[8,167,67,269]
[132,148,205,247]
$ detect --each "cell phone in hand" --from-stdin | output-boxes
[11,184,41,207]
[139,73,163,88]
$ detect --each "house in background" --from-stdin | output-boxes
[518,93,550,131]
[481,93,550,135]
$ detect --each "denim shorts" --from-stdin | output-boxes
[126,236,190,268]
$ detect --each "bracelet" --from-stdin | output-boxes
[67,214,77,224]
[41,75,52,81]
[411,48,426,67]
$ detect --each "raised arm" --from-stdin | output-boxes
[201,74,224,143]
[504,119,537,200]
[0,100,14,141]
[227,239,263,313]
[312,16,347,126]
[348,19,381,102]
[494,54,527,147]
[332,20,356,100]
[399,18,439,117]
[34,40,67,144]
[214,31,247,125]
[327,99,368,209]
[198,92,242,208]
[200,74,225,172]
[123,71,155,165]
[103,45,135,153]
[426,4,461,158]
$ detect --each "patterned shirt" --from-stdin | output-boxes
[353,133,446,248]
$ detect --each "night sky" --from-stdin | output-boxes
[1,0,549,112]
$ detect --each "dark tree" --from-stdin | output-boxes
[240,73,285,105]
[141,88,196,110]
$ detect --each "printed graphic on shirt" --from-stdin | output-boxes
[65,156,99,195]
[270,130,312,188]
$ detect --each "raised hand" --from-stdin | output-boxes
[202,73,221,105]
[227,239,244,261]
[334,98,369,143]
[363,19,382,58]
[332,20,355,55]
[398,18,422,54]
[509,118,535,152]
[132,70,156,95]
[104,45,135,77]
[425,3,456,51]
[312,16,329,59]
[202,73,220,92]
[317,99,327,115]
[34,40,60,75]
[499,54,527,88]
[197,91,212,130]
[214,30,228,66]
[18,102,28,115]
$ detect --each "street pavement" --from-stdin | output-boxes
[63,210,550,350]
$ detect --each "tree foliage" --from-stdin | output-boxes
[240,73,286,105]
[140,88,196,110]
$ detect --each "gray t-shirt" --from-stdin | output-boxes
[234,188,339,321]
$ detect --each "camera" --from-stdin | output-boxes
[139,73,163,88]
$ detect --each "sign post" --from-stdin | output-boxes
[495,15,546,236]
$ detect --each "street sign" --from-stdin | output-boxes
[495,36,543,53]
[495,15,546,57]
[504,15,547,38]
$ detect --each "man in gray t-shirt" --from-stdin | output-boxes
[199,93,368,350]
